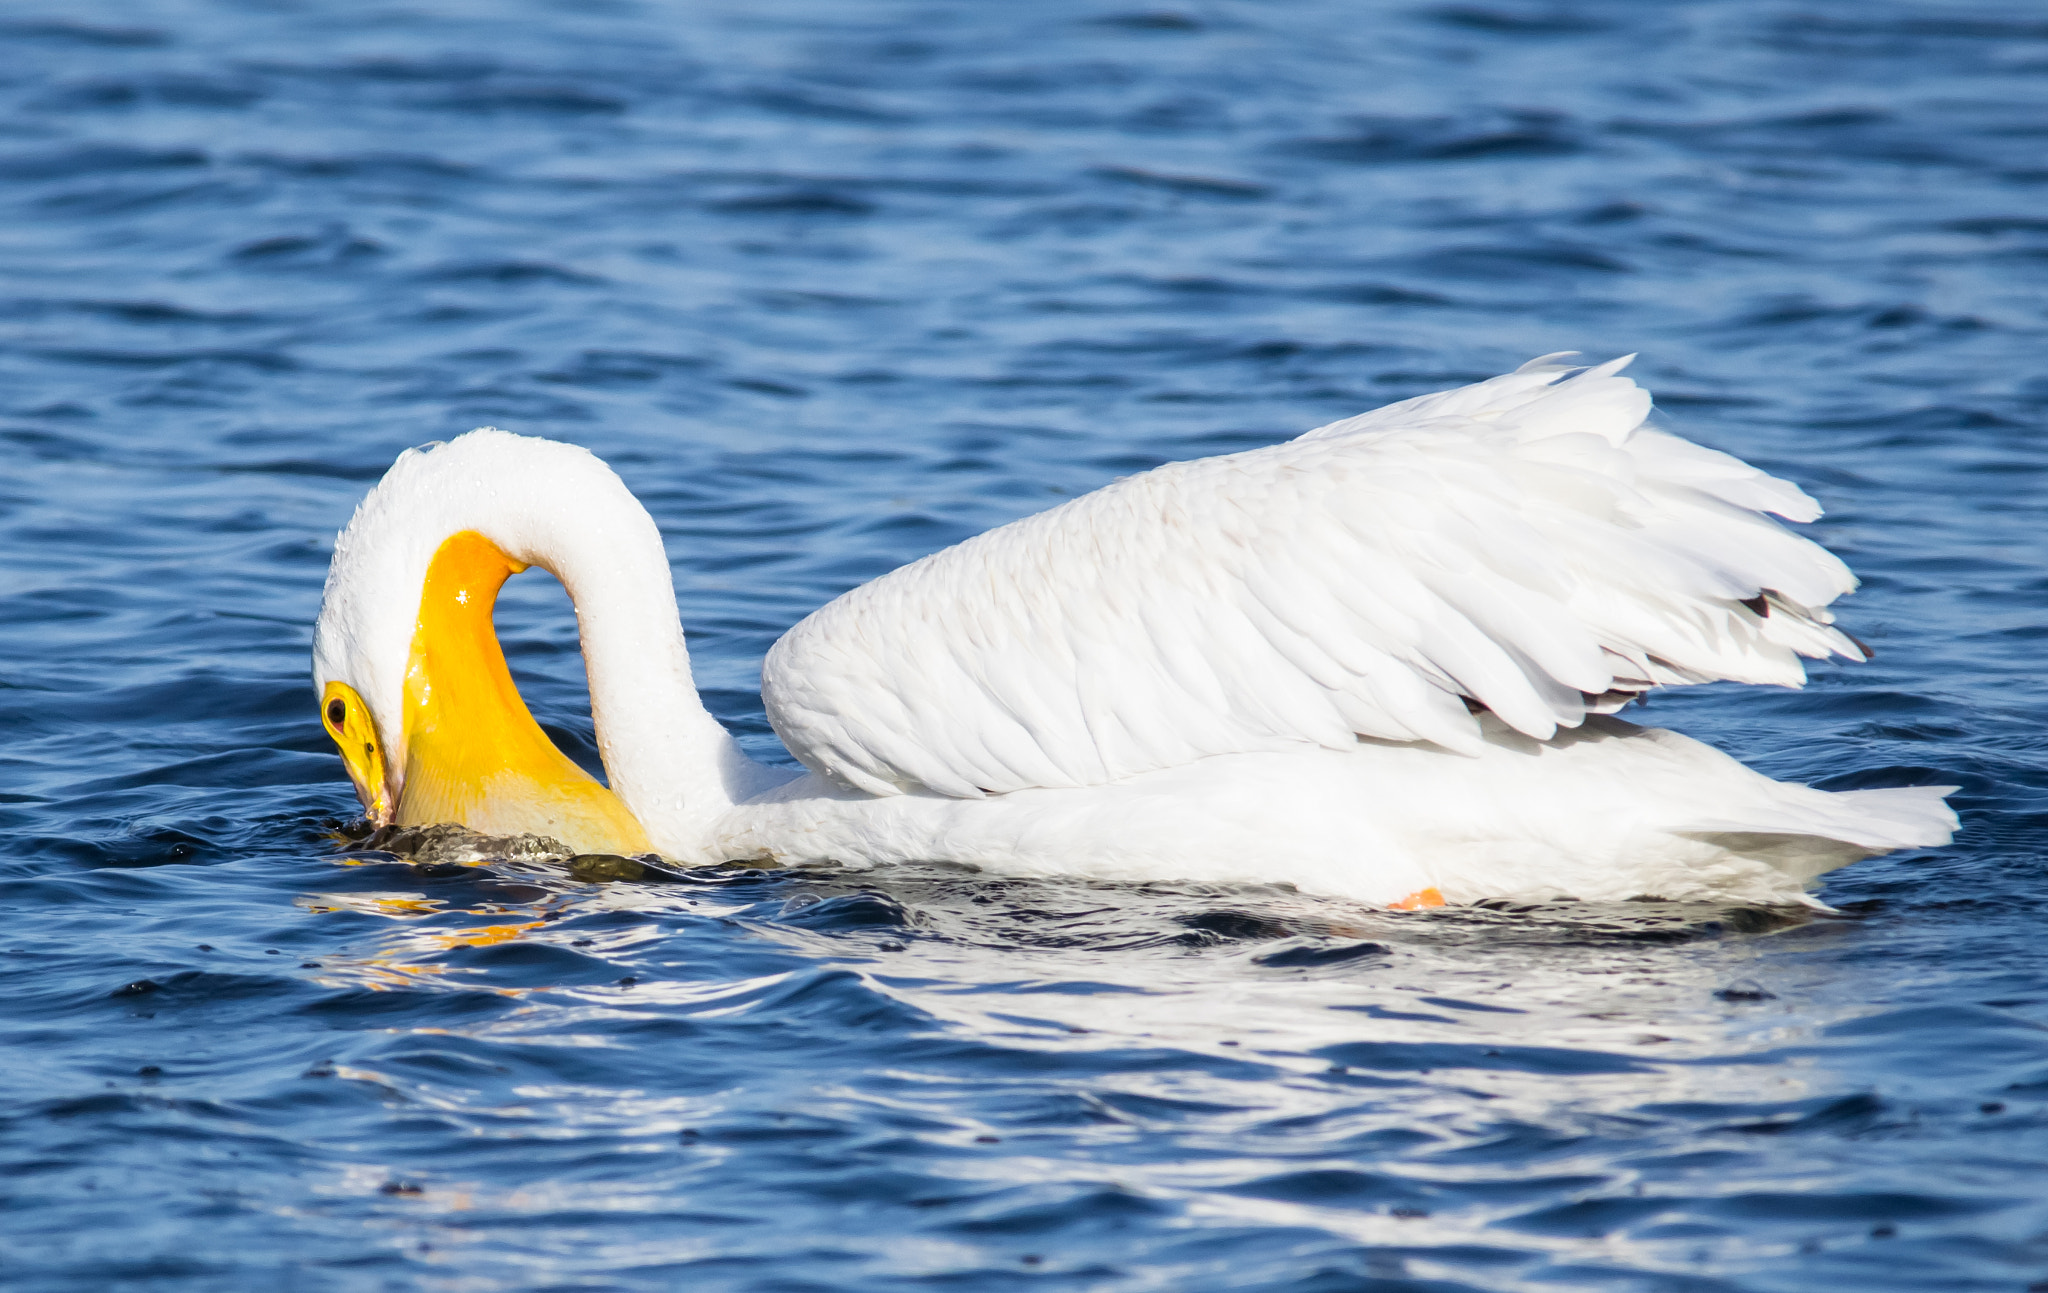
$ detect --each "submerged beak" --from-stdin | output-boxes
[321,680,394,824]
[383,529,654,856]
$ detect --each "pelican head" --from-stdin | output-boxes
[312,431,658,855]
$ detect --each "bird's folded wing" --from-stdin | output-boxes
[761,355,1863,799]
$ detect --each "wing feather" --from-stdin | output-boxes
[762,357,1867,796]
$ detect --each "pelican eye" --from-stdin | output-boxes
[326,698,346,727]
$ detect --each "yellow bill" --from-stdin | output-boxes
[322,529,652,857]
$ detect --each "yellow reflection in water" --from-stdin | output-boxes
[294,885,565,993]
[426,920,547,950]
[297,891,446,918]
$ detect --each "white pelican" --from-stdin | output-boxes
[313,355,1956,908]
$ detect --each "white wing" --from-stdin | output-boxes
[761,355,1865,799]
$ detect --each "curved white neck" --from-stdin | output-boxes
[314,430,790,862]
[535,526,779,860]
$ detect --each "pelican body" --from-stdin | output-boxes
[313,357,1956,907]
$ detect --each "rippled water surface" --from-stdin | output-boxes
[5,2,2048,1289]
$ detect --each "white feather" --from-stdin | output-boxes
[763,357,1875,797]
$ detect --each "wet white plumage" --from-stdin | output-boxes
[315,355,1956,906]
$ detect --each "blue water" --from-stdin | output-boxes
[4,1,2048,1288]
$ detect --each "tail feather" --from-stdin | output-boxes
[1681,784,1959,853]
